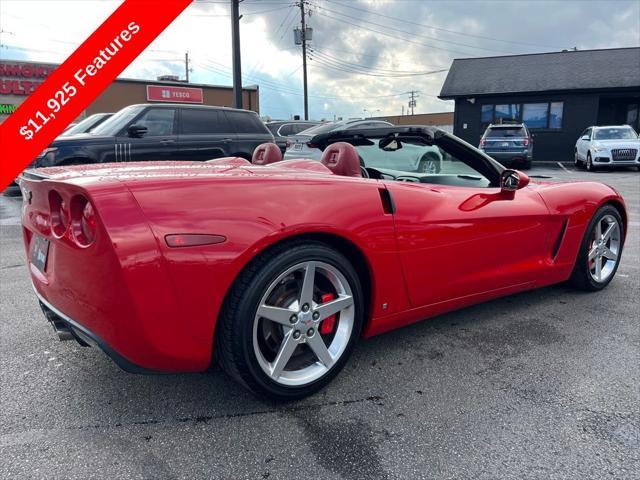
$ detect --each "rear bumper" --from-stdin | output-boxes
[35,287,165,374]
[482,150,532,164]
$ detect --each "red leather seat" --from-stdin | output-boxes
[252,143,282,165]
[320,142,362,177]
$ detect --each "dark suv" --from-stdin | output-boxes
[33,104,274,167]
[479,123,533,169]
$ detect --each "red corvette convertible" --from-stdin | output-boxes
[20,126,626,399]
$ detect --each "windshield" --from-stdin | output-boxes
[60,114,110,136]
[485,127,527,138]
[593,127,638,140]
[355,138,489,184]
[91,105,144,136]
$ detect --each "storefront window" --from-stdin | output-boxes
[481,101,564,130]
[481,105,493,123]
[522,103,549,129]
[549,102,564,129]
[494,104,520,122]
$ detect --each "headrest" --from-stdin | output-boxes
[252,143,282,165]
[319,142,362,177]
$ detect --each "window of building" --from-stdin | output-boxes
[480,102,564,131]
[522,103,548,129]
[494,104,520,122]
[549,102,564,129]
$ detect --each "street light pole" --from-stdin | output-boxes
[231,0,243,109]
[299,1,309,120]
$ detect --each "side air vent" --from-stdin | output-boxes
[551,219,569,260]
[378,188,395,215]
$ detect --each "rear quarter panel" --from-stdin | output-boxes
[126,174,409,351]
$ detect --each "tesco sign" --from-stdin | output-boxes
[146,85,203,104]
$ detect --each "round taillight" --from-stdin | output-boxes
[81,201,97,244]
[49,190,68,238]
[70,195,96,246]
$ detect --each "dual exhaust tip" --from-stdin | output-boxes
[39,301,88,345]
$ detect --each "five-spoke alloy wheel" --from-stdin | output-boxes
[570,205,624,291]
[216,241,363,400]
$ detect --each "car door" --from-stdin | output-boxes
[384,139,552,308]
[178,108,235,161]
[116,107,179,162]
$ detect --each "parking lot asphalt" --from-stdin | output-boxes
[1,164,638,480]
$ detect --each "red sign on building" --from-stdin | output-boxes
[146,85,203,104]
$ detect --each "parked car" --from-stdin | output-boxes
[32,104,274,167]
[479,123,533,169]
[283,118,393,161]
[574,125,640,171]
[58,113,114,137]
[266,120,319,153]
[20,125,627,400]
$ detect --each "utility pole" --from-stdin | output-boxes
[231,0,243,109]
[184,52,190,83]
[408,90,419,116]
[299,1,309,120]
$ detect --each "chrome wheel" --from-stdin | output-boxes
[588,214,621,283]
[252,261,355,386]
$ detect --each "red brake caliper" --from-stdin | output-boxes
[319,293,336,335]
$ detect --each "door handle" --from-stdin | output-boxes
[160,139,175,144]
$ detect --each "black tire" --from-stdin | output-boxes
[574,150,580,167]
[215,240,364,400]
[522,159,532,170]
[418,153,441,174]
[568,205,624,291]
[586,152,594,172]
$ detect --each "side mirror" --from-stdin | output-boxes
[128,124,148,138]
[500,169,530,193]
[581,135,589,141]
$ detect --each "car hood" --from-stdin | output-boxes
[592,139,639,148]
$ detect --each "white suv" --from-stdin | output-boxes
[575,125,640,171]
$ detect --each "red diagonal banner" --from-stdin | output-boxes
[0,0,192,189]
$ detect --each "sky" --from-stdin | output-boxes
[1,0,638,121]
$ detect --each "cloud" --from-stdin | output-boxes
[1,0,638,120]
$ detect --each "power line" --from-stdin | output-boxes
[310,47,448,76]
[324,0,566,49]
[312,2,516,55]
[312,9,484,58]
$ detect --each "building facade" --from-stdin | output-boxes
[439,48,640,162]
[0,60,260,124]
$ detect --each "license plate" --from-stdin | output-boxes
[31,234,49,274]
[293,144,302,151]
[501,142,509,148]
